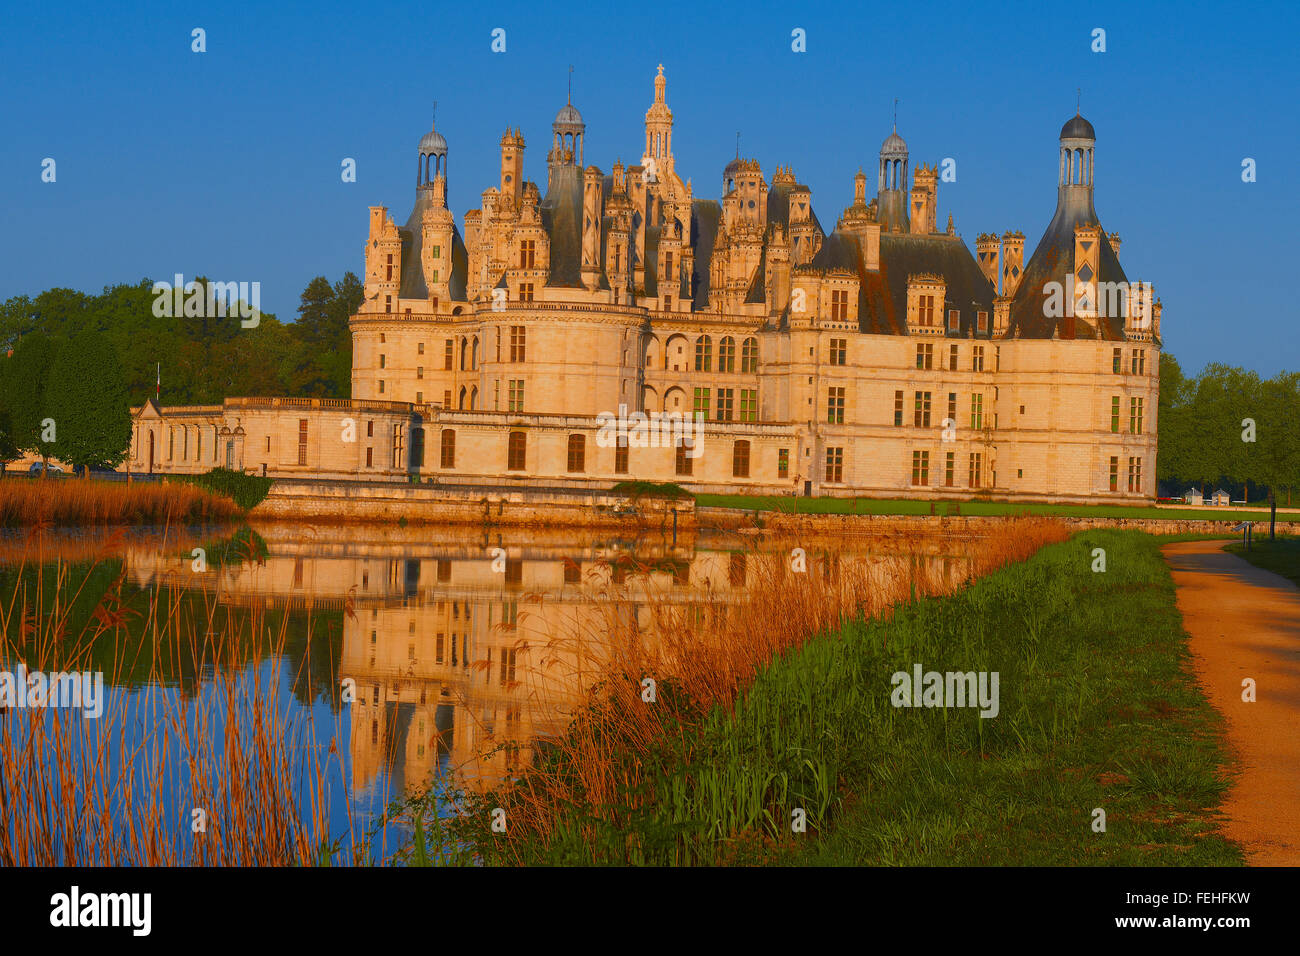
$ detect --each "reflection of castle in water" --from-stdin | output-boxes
[119,526,974,794]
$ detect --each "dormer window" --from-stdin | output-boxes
[947,309,960,332]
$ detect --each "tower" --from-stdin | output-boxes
[910,163,937,235]
[549,85,585,172]
[418,110,448,188]
[877,118,909,233]
[644,64,675,178]
[500,128,525,209]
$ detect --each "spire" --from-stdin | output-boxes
[893,97,898,132]
[654,63,665,103]
[568,64,573,105]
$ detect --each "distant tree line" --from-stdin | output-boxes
[0,274,361,472]
[1157,353,1300,507]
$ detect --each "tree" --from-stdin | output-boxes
[0,352,18,472]
[2,332,60,466]
[44,329,133,471]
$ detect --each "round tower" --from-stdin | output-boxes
[417,111,447,188]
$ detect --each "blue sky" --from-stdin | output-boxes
[2,0,1296,376]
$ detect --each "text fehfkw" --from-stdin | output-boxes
[50,886,151,936]
[890,664,1000,718]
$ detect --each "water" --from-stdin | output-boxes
[0,521,988,864]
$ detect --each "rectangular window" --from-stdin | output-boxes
[507,431,526,471]
[567,434,586,472]
[614,441,629,474]
[675,440,693,476]
[1127,456,1142,493]
[972,346,984,372]
[444,339,454,370]
[508,380,524,412]
[378,380,385,393]
[913,391,932,428]
[970,393,983,430]
[1109,456,1119,492]
[385,296,391,313]
[366,447,373,467]
[948,392,957,424]
[919,294,935,326]
[825,446,843,483]
[740,388,758,422]
[391,423,404,469]
[1130,396,1144,434]
[1113,347,1122,374]
[830,337,847,365]
[911,450,930,486]
[969,452,982,488]
[827,386,845,424]
[949,344,959,371]
[509,326,526,362]
[732,440,750,478]
[945,450,955,487]
[977,311,989,333]
[948,309,960,332]
[693,387,710,419]
[831,289,848,321]
[1111,396,1121,433]
[519,283,534,303]
[443,389,451,408]
[716,388,734,422]
[298,419,308,466]
[440,429,455,468]
[915,343,933,370]
[778,448,789,479]
[894,390,904,427]
[519,239,535,269]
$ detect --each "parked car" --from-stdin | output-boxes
[72,464,119,478]
[29,462,64,475]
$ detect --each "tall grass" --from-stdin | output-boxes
[0,479,240,527]
[0,525,361,866]
[418,518,1071,864]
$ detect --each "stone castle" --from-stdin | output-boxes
[130,66,1161,501]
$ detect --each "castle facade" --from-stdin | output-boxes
[130,67,1161,501]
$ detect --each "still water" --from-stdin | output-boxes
[0,521,983,863]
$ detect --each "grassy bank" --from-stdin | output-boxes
[430,529,1239,866]
[1225,537,1300,587]
[696,492,1299,523]
[0,477,241,526]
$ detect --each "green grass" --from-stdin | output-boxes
[429,530,1241,866]
[1224,537,1300,587]
[696,492,1298,522]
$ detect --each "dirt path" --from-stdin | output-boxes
[1162,540,1300,865]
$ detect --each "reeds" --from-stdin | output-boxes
[0,524,359,866]
[0,478,240,527]
[428,518,1072,864]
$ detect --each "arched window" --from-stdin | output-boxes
[741,337,759,373]
[460,336,468,371]
[471,337,479,369]
[507,431,527,471]
[719,336,736,373]
[440,429,456,468]
[566,434,585,473]
[695,335,713,372]
[470,386,478,410]
[732,440,750,478]
[458,386,467,409]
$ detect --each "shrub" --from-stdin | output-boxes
[168,468,274,512]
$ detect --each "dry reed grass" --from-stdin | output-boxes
[0,524,357,866]
[0,478,239,527]
[444,517,1071,861]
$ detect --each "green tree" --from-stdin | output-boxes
[3,333,60,466]
[44,329,133,471]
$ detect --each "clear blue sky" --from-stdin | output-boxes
[2,0,1295,376]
